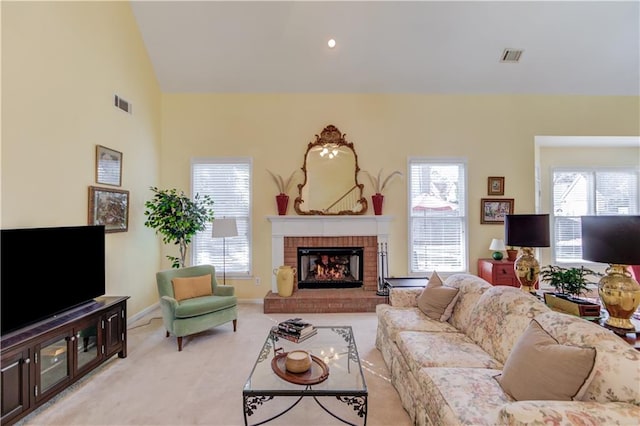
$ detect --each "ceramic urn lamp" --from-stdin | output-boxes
[505,214,550,293]
[581,215,640,330]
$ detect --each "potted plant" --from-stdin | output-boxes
[540,265,601,298]
[539,265,602,317]
[362,169,403,215]
[506,246,519,261]
[144,187,215,268]
[268,170,298,215]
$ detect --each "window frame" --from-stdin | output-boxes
[190,157,253,279]
[550,166,640,264]
[407,157,468,275]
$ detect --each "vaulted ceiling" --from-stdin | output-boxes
[130,1,639,95]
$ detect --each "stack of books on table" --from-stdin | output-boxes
[272,318,317,343]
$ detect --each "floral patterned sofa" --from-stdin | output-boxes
[376,274,640,425]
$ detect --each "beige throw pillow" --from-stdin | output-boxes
[496,319,596,401]
[416,271,459,321]
[172,274,213,302]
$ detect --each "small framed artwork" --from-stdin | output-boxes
[88,186,129,233]
[481,198,514,224]
[96,145,122,186]
[487,176,505,196]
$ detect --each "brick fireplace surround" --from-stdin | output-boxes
[264,216,392,313]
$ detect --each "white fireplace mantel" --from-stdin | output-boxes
[267,215,392,292]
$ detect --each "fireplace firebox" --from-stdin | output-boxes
[297,247,364,289]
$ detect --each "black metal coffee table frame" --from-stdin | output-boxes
[243,326,367,426]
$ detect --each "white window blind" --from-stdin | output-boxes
[191,158,252,276]
[409,159,467,273]
[552,168,639,262]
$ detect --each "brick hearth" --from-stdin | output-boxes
[265,236,383,313]
[263,289,385,313]
[266,216,392,313]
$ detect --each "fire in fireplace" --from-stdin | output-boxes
[297,247,364,289]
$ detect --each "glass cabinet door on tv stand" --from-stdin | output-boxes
[35,332,73,401]
[75,318,102,374]
[34,317,104,402]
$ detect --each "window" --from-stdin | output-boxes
[552,168,639,262]
[409,158,467,273]
[191,158,252,277]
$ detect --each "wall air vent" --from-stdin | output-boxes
[114,95,132,114]
[500,49,523,63]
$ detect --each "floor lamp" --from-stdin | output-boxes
[212,217,238,286]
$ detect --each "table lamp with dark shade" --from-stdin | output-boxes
[581,215,640,330]
[505,214,550,293]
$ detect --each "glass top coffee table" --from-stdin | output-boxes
[243,326,367,426]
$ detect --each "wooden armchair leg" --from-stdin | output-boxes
[233,319,237,332]
[177,336,183,351]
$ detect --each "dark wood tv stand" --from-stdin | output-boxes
[0,296,129,425]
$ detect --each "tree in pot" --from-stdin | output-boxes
[144,187,214,268]
[539,265,601,299]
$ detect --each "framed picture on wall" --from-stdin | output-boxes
[96,145,122,186]
[88,186,129,233]
[481,198,514,224]
[487,176,505,196]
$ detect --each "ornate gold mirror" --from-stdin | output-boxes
[294,125,367,215]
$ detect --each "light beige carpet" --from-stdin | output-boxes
[17,303,411,426]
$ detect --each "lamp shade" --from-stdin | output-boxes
[505,214,550,247]
[581,215,640,265]
[212,218,238,238]
[489,238,506,251]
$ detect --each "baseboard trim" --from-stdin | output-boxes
[239,298,264,305]
[128,302,159,325]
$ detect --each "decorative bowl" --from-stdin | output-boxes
[285,350,312,373]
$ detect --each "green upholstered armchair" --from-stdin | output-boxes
[156,264,237,351]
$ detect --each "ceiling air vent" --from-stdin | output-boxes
[500,49,523,63]
[114,95,132,114]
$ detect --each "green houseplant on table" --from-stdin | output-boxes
[144,187,214,268]
[539,265,601,298]
[539,265,602,317]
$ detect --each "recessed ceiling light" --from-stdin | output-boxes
[328,39,336,49]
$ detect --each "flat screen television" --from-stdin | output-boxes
[1,225,106,336]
